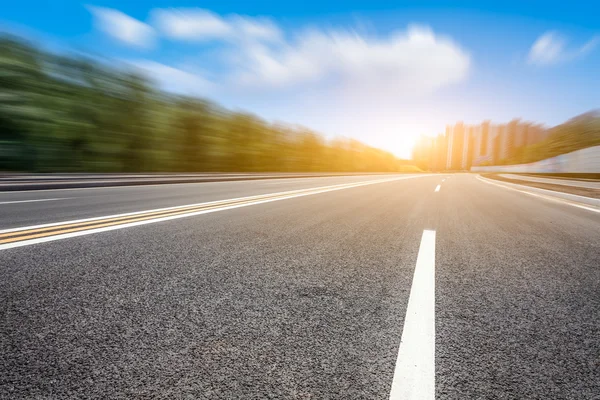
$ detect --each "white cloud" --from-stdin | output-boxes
[98,7,468,98]
[152,9,233,41]
[124,23,469,104]
[152,8,282,43]
[528,32,565,65]
[232,16,282,42]
[88,6,155,48]
[230,25,470,95]
[580,36,600,54]
[129,60,215,94]
[528,31,599,65]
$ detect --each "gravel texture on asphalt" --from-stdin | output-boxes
[1,176,436,399]
[1,174,599,399]
[436,175,600,399]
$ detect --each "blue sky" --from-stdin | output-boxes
[2,1,599,157]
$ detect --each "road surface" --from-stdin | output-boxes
[1,174,599,399]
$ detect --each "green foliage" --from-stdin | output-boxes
[503,111,600,165]
[0,36,417,173]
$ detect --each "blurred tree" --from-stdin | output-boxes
[0,35,418,174]
[504,111,600,165]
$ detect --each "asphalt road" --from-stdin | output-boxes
[0,175,404,229]
[1,174,599,399]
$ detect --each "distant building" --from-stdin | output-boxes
[446,122,466,170]
[478,121,490,158]
[420,119,549,170]
[491,124,503,164]
[462,125,476,169]
[445,125,453,170]
[471,121,492,166]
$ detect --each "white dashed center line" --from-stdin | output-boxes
[434,185,441,192]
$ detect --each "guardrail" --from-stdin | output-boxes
[471,145,600,173]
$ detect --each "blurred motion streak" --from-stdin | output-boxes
[412,112,600,172]
[0,36,419,173]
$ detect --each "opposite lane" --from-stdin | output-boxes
[0,174,425,230]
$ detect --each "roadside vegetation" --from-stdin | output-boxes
[0,36,419,173]
[502,111,600,165]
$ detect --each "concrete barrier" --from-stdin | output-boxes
[471,145,600,173]
[476,175,600,210]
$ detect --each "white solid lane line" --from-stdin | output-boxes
[434,185,441,192]
[389,229,436,400]
[0,175,430,250]
[0,176,422,234]
[0,198,68,205]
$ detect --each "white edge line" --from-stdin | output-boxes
[0,198,68,205]
[389,229,436,400]
[0,175,429,250]
[476,175,600,213]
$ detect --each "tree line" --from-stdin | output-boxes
[0,36,418,173]
[503,111,600,165]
